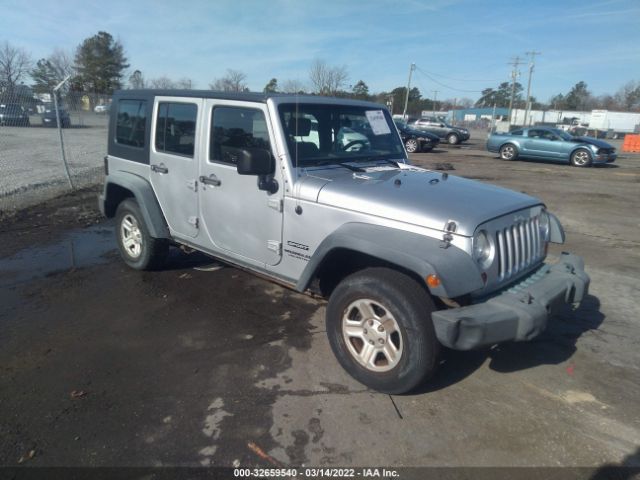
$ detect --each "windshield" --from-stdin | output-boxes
[553,129,574,140]
[278,103,405,167]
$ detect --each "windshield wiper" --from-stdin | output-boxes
[375,157,401,168]
[314,159,365,172]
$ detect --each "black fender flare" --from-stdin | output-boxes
[295,223,484,298]
[99,171,170,239]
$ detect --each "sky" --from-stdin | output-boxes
[3,0,640,103]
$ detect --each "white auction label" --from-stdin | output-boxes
[365,110,391,135]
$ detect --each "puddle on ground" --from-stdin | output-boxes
[0,222,116,288]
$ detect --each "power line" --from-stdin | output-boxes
[413,65,484,93]
[413,66,502,84]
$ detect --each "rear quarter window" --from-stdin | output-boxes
[116,100,147,148]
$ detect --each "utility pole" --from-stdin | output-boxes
[402,63,416,120]
[452,97,457,125]
[524,51,541,126]
[507,56,521,126]
[432,90,439,116]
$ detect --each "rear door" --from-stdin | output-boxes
[149,96,202,238]
[198,100,283,266]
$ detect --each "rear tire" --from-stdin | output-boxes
[115,199,168,270]
[326,268,439,394]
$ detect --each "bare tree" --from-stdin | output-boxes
[458,97,474,109]
[281,79,306,94]
[309,59,348,95]
[615,80,640,111]
[149,76,176,89]
[0,41,32,93]
[49,48,74,80]
[175,77,194,89]
[209,69,248,92]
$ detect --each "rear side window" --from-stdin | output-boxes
[210,107,270,165]
[116,100,147,148]
[511,130,523,135]
[155,102,198,157]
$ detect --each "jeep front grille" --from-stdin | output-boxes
[496,216,545,281]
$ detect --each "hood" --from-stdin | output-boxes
[572,136,614,149]
[305,166,540,236]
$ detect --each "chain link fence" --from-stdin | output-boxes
[0,90,111,216]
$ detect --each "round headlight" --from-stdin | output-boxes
[473,230,492,267]
[539,210,550,241]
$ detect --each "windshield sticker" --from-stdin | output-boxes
[363,166,397,172]
[365,110,391,135]
[397,163,430,172]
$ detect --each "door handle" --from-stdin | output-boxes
[151,164,169,174]
[199,174,221,187]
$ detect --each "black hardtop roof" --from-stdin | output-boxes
[113,89,384,108]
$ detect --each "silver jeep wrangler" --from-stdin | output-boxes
[99,90,589,394]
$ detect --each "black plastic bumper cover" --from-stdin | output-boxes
[431,253,590,350]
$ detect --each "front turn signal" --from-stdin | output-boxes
[426,274,441,288]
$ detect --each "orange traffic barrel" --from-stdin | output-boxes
[622,134,640,153]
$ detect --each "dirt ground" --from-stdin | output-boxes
[1,140,639,474]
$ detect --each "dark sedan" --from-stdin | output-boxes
[394,120,440,153]
[42,106,71,128]
[0,103,30,126]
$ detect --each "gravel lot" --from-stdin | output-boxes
[0,113,107,214]
[0,133,639,474]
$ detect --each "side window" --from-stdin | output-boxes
[511,130,523,136]
[116,100,147,147]
[528,129,542,138]
[210,107,271,165]
[540,131,556,140]
[155,102,198,157]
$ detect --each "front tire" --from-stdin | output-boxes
[326,268,439,394]
[570,148,592,167]
[446,133,460,145]
[499,143,518,160]
[115,199,168,270]
[405,138,419,153]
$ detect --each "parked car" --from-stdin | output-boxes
[394,119,440,153]
[41,106,71,128]
[486,127,617,167]
[0,103,30,126]
[99,90,589,394]
[94,104,110,113]
[410,116,470,145]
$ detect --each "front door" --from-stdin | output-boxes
[149,97,202,238]
[198,100,283,266]
[523,129,559,158]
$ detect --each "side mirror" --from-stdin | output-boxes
[236,148,274,176]
[236,148,278,194]
[439,123,445,127]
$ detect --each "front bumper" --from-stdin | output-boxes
[594,153,617,164]
[431,253,589,350]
